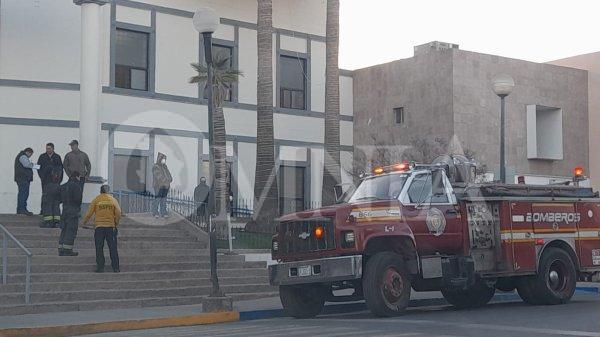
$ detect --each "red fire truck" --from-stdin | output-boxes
[269,156,600,318]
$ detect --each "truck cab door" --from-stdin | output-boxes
[400,172,462,255]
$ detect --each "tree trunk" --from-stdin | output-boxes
[212,103,229,226]
[322,0,341,206]
[247,0,279,233]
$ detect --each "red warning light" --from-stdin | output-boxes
[573,166,584,177]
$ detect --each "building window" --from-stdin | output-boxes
[394,107,405,124]
[115,28,149,91]
[203,44,234,102]
[280,55,307,110]
[526,105,563,160]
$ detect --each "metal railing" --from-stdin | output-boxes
[1,224,33,304]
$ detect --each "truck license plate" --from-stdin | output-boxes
[298,265,312,277]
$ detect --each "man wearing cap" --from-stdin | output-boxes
[63,140,91,192]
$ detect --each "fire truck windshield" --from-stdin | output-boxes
[348,173,409,203]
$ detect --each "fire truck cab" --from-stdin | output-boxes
[269,155,600,318]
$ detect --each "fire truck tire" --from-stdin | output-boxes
[530,247,577,305]
[516,277,542,305]
[363,252,411,317]
[441,280,495,309]
[279,284,326,319]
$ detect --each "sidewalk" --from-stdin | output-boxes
[0,284,598,336]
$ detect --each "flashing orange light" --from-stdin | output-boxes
[392,162,410,172]
[373,167,385,175]
[314,226,324,239]
[574,166,584,177]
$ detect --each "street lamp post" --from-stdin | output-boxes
[193,8,230,310]
[492,74,515,184]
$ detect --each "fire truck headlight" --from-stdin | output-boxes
[342,231,355,248]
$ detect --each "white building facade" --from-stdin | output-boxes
[0,0,354,214]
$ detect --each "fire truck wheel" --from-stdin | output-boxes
[441,280,495,309]
[532,247,577,305]
[516,277,543,305]
[363,252,411,317]
[279,284,326,319]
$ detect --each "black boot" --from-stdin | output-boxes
[59,249,79,256]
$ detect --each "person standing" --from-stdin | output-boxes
[58,172,83,256]
[63,140,91,192]
[81,185,121,273]
[14,147,35,215]
[194,177,210,223]
[40,169,62,228]
[152,152,172,218]
[37,143,63,216]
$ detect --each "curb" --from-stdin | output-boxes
[239,286,599,321]
[0,311,239,337]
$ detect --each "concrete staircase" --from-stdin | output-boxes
[0,214,276,315]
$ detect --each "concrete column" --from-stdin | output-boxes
[74,0,108,179]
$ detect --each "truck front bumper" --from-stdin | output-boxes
[269,255,363,286]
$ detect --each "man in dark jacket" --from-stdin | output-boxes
[37,143,63,215]
[194,177,210,223]
[59,172,83,256]
[14,147,35,215]
[152,152,172,217]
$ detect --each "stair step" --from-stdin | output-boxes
[0,284,276,305]
[2,254,245,265]
[5,268,269,283]
[4,240,205,249]
[0,276,270,293]
[4,248,212,256]
[1,227,186,237]
[8,234,197,243]
[0,292,279,316]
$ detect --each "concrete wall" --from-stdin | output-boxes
[352,51,454,171]
[549,52,600,190]
[453,49,588,179]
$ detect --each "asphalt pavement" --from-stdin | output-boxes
[78,293,600,337]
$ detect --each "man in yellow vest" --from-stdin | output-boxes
[81,185,121,273]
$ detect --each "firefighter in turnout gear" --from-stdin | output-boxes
[40,169,62,228]
[81,185,121,273]
[58,171,83,256]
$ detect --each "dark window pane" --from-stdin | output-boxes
[202,44,234,101]
[394,107,404,124]
[115,28,149,91]
[113,155,147,193]
[280,55,306,109]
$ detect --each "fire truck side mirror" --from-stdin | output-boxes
[431,170,446,196]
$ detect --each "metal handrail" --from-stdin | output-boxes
[1,224,33,304]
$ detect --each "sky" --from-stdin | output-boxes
[339,0,600,70]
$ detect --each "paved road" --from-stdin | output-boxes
[81,294,600,337]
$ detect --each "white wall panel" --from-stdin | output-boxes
[213,24,235,41]
[340,76,353,116]
[116,5,151,26]
[279,146,307,161]
[140,0,257,24]
[154,13,199,97]
[274,114,323,143]
[0,0,81,83]
[0,87,79,120]
[340,151,354,186]
[280,35,306,53]
[237,142,256,201]
[114,132,150,150]
[101,93,207,132]
[273,0,325,37]
[340,120,354,146]
[310,147,324,206]
[100,130,109,182]
[0,125,78,214]
[237,28,257,105]
[154,135,197,196]
[310,41,326,113]
[224,108,256,137]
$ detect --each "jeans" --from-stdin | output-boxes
[153,187,169,216]
[78,177,86,194]
[16,181,30,212]
[94,228,119,271]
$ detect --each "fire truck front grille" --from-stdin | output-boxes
[281,218,335,254]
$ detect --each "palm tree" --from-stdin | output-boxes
[190,54,242,222]
[247,0,279,233]
[322,0,341,206]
